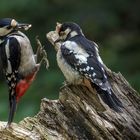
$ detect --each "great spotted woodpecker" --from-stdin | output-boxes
[0,18,42,126]
[53,22,123,112]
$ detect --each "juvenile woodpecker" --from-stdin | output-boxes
[0,18,40,126]
[54,22,123,112]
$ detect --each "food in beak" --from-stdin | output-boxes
[17,23,32,30]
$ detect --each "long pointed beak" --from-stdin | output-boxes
[16,23,32,31]
[7,93,17,126]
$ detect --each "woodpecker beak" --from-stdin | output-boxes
[7,94,17,126]
[56,22,62,33]
[10,19,32,31]
[16,23,32,31]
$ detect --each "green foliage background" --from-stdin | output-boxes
[0,0,139,122]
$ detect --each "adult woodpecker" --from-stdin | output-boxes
[0,18,40,126]
[54,22,123,112]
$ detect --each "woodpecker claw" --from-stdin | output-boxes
[16,23,32,31]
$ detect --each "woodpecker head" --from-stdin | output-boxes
[55,22,84,41]
[0,18,32,37]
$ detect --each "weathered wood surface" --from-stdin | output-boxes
[0,31,139,140]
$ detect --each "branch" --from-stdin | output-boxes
[0,32,140,140]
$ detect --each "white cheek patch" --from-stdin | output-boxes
[0,27,12,36]
[65,28,71,35]
[70,31,78,38]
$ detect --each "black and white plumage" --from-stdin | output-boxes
[55,22,123,112]
[0,18,39,126]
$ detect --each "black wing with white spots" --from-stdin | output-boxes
[61,35,123,111]
[61,36,108,90]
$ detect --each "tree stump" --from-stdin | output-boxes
[0,31,139,140]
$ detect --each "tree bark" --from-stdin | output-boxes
[0,32,140,140]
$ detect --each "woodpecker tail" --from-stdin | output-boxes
[93,84,123,112]
[5,73,18,126]
[8,89,17,126]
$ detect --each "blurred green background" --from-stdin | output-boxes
[0,0,139,123]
